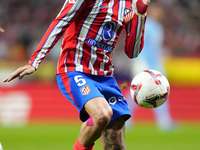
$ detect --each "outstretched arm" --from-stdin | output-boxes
[3,0,88,83]
[3,65,36,82]
[28,0,87,69]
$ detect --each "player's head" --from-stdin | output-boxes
[0,27,4,32]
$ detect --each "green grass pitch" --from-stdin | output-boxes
[0,123,200,150]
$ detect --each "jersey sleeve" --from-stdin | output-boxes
[28,0,88,69]
[124,13,147,58]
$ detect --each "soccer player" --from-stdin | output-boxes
[4,0,150,149]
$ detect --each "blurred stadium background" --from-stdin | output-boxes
[0,0,200,150]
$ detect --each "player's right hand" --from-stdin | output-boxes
[3,65,36,82]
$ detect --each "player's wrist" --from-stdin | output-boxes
[133,0,150,16]
[27,64,37,71]
[142,0,150,5]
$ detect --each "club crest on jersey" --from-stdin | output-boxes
[124,8,134,23]
[80,85,91,95]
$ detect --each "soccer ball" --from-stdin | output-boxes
[130,69,170,109]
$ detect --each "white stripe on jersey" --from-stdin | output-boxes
[106,0,116,45]
[106,0,126,76]
[107,0,125,47]
[32,0,85,68]
[133,15,146,57]
[73,0,103,74]
[97,0,114,74]
[56,0,68,17]
[99,0,126,75]
[83,0,104,75]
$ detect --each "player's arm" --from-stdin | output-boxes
[124,0,149,58]
[3,65,36,82]
[28,0,88,69]
[124,13,147,58]
[3,0,88,82]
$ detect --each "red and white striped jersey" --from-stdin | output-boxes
[28,0,147,76]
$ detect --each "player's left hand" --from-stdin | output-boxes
[3,65,36,82]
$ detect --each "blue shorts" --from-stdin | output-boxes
[57,71,131,123]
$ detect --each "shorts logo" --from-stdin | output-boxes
[80,85,91,95]
[124,8,134,23]
[108,96,126,105]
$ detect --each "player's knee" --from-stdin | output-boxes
[93,109,113,129]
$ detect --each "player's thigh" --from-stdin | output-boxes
[84,97,113,121]
[99,116,126,149]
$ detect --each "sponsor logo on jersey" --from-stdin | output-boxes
[124,8,134,23]
[101,21,117,42]
[80,85,91,95]
[87,38,113,52]
[87,21,117,52]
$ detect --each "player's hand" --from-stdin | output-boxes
[142,0,150,5]
[0,27,4,32]
[3,65,36,82]
[133,0,150,16]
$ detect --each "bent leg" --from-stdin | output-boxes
[78,97,113,147]
[100,116,126,150]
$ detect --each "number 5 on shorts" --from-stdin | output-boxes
[74,75,86,86]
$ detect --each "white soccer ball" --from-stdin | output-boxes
[130,69,170,109]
